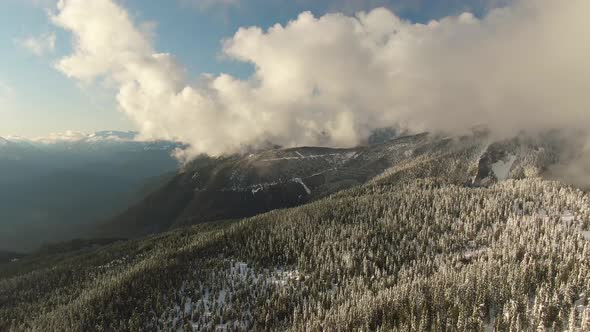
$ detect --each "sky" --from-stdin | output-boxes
[0,0,506,138]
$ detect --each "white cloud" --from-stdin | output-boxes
[180,0,239,10]
[17,32,56,56]
[51,0,590,162]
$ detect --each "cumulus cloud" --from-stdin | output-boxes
[294,0,512,17]
[51,0,590,162]
[17,32,56,56]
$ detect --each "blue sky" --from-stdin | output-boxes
[0,0,501,137]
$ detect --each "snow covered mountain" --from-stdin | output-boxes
[3,130,589,332]
[3,131,177,153]
[97,131,564,239]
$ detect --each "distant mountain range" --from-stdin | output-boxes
[0,131,181,252]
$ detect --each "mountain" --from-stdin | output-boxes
[0,136,40,162]
[0,132,181,252]
[97,132,559,239]
[1,131,588,331]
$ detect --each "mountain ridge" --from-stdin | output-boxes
[96,131,562,239]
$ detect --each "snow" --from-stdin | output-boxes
[251,184,264,195]
[217,289,227,305]
[345,151,358,159]
[463,247,487,260]
[161,261,302,331]
[269,269,301,285]
[260,151,356,162]
[491,155,516,181]
[94,255,134,271]
[574,293,587,311]
[5,135,31,142]
[184,298,192,314]
[292,178,311,194]
[310,167,337,177]
[234,262,249,277]
[562,211,576,222]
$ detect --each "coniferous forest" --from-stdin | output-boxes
[1,136,589,331]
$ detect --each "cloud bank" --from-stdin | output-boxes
[51,0,590,161]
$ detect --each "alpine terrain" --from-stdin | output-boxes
[2,132,589,331]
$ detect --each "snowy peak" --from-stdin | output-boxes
[0,130,143,145]
[0,131,180,164]
[0,131,179,153]
[87,131,138,142]
[33,130,138,144]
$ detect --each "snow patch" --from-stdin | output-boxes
[292,178,311,195]
[160,261,301,331]
[561,211,576,222]
[463,247,488,260]
[491,155,516,181]
[251,184,264,195]
[260,151,355,162]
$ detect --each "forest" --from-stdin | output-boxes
[1,146,589,331]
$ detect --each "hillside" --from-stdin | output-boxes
[2,133,589,331]
[98,132,559,239]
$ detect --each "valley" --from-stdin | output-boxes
[0,131,179,251]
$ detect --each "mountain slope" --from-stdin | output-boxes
[2,175,589,331]
[3,132,586,331]
[99,132,559,239]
